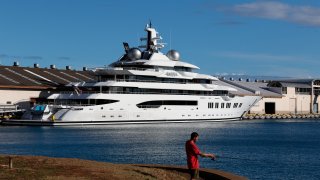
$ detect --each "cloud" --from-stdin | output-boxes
[259,65,314,78]
[219,1,320,27]
[23,56,43,60]
[211,51,302,62]
[210,51,320,77]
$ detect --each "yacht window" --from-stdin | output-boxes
[212,90,229,95]
[233,103,239,108]
[221,103,225,108]
[73,108,83,111]
[54,99,118,106]
[174,66,192,72]
[226,103,231,108]
[239,103,242,108]
[209,102,213,109]
[96,99,118,105]
[137,100,198,108]
[215,103,219,108]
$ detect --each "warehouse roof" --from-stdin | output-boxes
[220,79,282,98]
[268,80,313,88]
[0,65,95,89]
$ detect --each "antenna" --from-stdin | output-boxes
[170,29,172,50]
[137,32,139,43]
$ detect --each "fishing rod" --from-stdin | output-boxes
[211,155,276,163]
[213,155,258,161]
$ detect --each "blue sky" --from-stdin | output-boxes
[1,0,320,78]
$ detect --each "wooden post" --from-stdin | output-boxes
[9,157,13,169]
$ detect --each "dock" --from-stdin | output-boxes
[243,113,320,120]
[0,105,24,122]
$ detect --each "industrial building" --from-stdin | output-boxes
[0,62,94,114]
[252,79,320,114]
[221,78,320,114]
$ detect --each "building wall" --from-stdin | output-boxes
[250,87,320,114]
[0,89,43,109]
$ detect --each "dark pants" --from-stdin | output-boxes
[189,168,199,179]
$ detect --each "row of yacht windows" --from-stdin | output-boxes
[208,102,242,109]
[112,65,193,73]
[97,75,212,84]
[61,86,229,96]
[36,99,119,106]
[118,88,228,96]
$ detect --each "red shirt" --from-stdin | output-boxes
[185,139,201,169]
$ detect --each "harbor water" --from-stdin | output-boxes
[0,119,320,179]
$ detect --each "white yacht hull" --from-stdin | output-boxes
[2,94,260,126]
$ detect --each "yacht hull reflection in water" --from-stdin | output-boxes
[3,23,261,125]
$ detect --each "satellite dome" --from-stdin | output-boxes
[127,48,142,60]
[166,50,180,61]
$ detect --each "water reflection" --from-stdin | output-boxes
[0,119,320,180]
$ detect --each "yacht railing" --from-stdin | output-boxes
[124,67,158,71]
[92,67,158,72]
[102,79,210,85]
[114,79,187,84]
[92,66,195,73]
[0,105,20,113]
[59,91,229,96]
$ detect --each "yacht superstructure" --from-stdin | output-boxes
[3,23,261,125]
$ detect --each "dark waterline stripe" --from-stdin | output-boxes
[1,117,240,126]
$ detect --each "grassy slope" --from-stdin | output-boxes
[0,155,247,180]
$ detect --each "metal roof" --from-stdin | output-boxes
[279,82,310,88]
[276,79,315,83]
[268,79,315,88]
[0,65,95,89]
[212,80,253,95]
[220,79,282,98]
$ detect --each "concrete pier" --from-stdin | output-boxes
[243,113,320,120]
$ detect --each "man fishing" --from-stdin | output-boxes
[185,132,216,180]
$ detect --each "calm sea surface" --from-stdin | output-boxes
[1,119,320,180]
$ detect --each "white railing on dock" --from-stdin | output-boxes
[0,105,23,113]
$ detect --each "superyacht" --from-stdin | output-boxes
[3,23,261,125]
